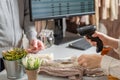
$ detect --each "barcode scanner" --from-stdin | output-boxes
[77,25,103,53]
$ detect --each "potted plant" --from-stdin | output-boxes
[2,48,27,79]
[22,54,42,80]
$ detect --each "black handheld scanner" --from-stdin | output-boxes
[77,25,103,53]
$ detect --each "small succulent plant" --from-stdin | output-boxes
[2,48,27,61]
[22,54,42,70]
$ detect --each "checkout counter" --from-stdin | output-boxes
[0,38,108,80]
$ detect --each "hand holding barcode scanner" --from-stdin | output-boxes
[77,25,103,53]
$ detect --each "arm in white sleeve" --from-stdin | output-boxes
[101,55,120,79]
[114,39,120,55]
[23,0,37,40]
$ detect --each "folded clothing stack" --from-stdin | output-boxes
[38,58,105,80]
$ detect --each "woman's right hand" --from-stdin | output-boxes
[86,31,119,49]
[85,31,109,47]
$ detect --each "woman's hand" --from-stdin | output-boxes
[78,54,102,69]
[27,39,45,53]
[85,31,110,47]
[86,31,119,49]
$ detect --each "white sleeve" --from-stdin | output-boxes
[101,55,120,79]
[114,40,120,55]
[23,0,37,40]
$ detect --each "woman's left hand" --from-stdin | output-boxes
[78,54,102,69]
[27,39,45,53]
